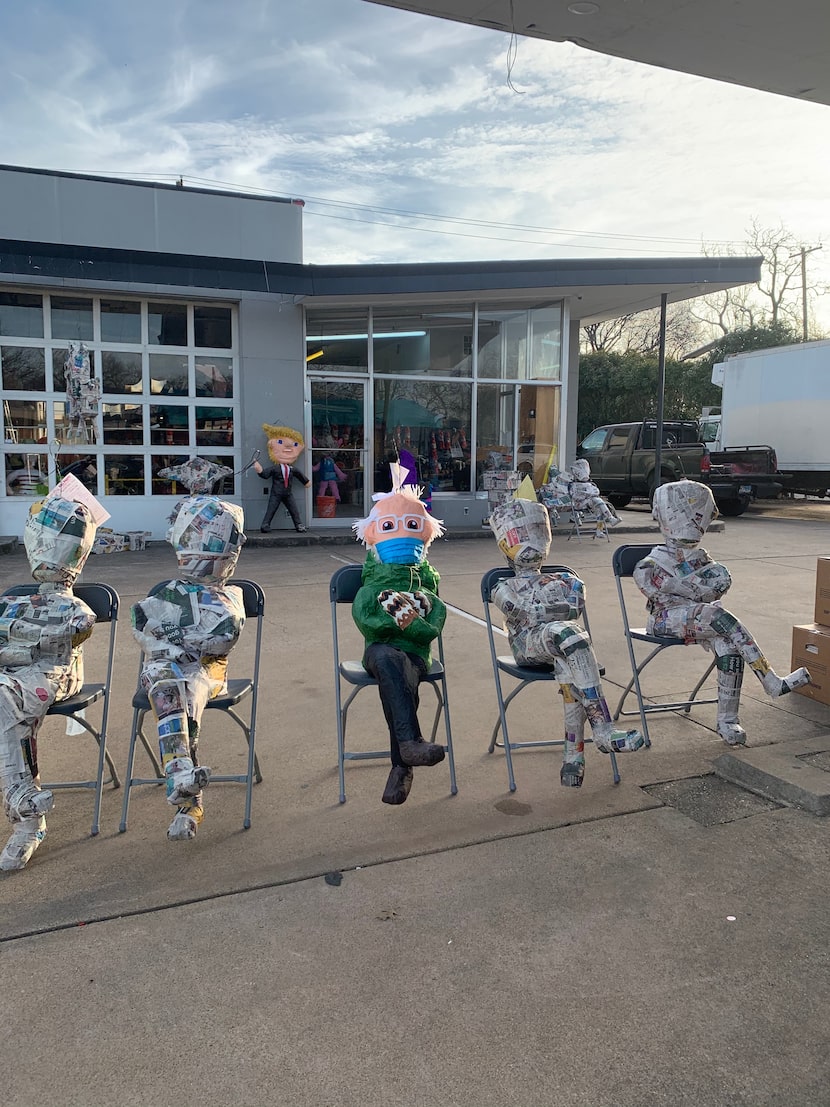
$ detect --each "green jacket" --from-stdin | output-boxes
[352,555,447,667]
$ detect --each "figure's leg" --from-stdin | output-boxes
[558,680,587,787]
[659,605,811,699]
[142,661,212,840]
[284,492,306,531]
[261,490,278,531]
[0,683,53,871]
[364,644,444,804]
[528,623,645,754]
[715,653,746,746]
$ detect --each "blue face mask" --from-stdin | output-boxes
[374,537,425,565]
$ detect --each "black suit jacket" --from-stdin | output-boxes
[258,464,309,493]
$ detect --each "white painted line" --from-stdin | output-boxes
[445,602,507,636]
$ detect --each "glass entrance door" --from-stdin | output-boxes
[308,378,368,524]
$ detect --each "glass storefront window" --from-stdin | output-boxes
[104,454,145,495]
[151,454,191,495]
[51,296,93,341]
[2,399,47,444]
[101,403,143,445]
[475,384,516,491]
[517,383,561,485]
[195,357,233,398]
[150,405,189,446]
[0,293,43,338]
[372,308,474,377]
[149,353,188,395]
[102,350,142,394]
[478,309,526,380]
[53,347,96,392]
[5,453,48,496]
[306,314,369,374]
[194,305,232,349]
[374,378,472,493]
[148,302,187,346]
[101,300,141,343]
[1,346,46,390]
[57,452,98,493]
[196,407,234,447]
[529,305,562,380]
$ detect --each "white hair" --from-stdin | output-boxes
[352,487,444,545]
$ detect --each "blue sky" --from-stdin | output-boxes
[1,0,828,311]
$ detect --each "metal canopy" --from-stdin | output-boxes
[364,0,830,106]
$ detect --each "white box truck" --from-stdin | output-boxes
[710,340,830,496]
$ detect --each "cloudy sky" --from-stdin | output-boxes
[1,0,828,317]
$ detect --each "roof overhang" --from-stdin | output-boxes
[364,0,830,106]
[0,240,761,325]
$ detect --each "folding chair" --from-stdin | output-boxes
[119,578,264,833]
[5,582,121,837]
[481,566,619,792]
[330,563,457,805]
[612,544,717,746]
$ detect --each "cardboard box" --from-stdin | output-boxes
[814,558,830,627]
[792,623,830,706]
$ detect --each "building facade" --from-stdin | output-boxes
[0,165,761,538]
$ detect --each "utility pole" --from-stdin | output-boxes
[794,244,822,341]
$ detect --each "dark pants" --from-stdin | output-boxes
[262,487,301,529]
[364,643,427,767]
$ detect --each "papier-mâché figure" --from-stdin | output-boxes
[489,491,644,786]
[131,457,246,840]
[0,475,103,870]
[633,479,810,745]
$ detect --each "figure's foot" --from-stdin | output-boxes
[166,761,211,806]
[608,515,622,528]
[594,729,645,754]
[717,721,747,746]
[382,765,413,805]
[167,795,204,841]
[0,816,47,871]
[260,527,271,533]
[3,781,54,821]
[560,761,584,787]
[762,667,810,697]
[398,738,446,767]
[296,525,307,532]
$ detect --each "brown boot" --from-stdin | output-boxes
[398,738,445,767]
[382,766,413,805]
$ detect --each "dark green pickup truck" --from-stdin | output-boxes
[577,420,756,516]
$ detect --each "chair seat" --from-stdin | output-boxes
[49,684,105,714]
[629,628,687,646]
[496,656,557,681]
[339,658,445,685]
[132,677,254,712]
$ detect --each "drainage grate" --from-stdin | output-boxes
[796,750,830,773]
[644,774,782,827]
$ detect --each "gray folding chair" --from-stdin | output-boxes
[481,565,619,792]
[330,562,457,805]
[612,544,717,746]
[6,582,120,837]
[119,578,264,833]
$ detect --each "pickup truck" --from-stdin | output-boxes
[576,420,762,516]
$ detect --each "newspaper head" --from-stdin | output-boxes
[489,497,551,571]
[168,496,246,582]
[570,458,591,482]
[652,479,717,547]
[24,487,97,584]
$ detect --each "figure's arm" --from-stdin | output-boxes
[634,557,731,603]
[254,463,272,480]
[539,572,585,620]
[353,584,442,647]
[295,468,310,487]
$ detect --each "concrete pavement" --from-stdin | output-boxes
[1,503,829,1105]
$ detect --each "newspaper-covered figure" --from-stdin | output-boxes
[0,475,106,870]
[131,457,246,841]
[352,464,447,805]
[633,480,811,745]
[562,460,619,533]
[489,486,644,787]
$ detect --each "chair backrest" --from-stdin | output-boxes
[330,563,363,605]
[481,564,578,604]
[5,581,117,622]
[612,544,654,579]
[144,577,264,620]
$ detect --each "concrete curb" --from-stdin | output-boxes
[713,734,830,816]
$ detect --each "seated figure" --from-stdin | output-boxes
[0,476,102,870]
[565,459,620,533]
[352,466,447,806]
[633,479,810,745]
[131,458,246,840]
[489,493,644,787]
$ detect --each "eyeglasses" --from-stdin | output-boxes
[376,513,425,534]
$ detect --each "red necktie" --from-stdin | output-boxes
[283,465,289,487]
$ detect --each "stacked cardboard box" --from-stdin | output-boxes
[91,528,151,555]
[791,557,830,705]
